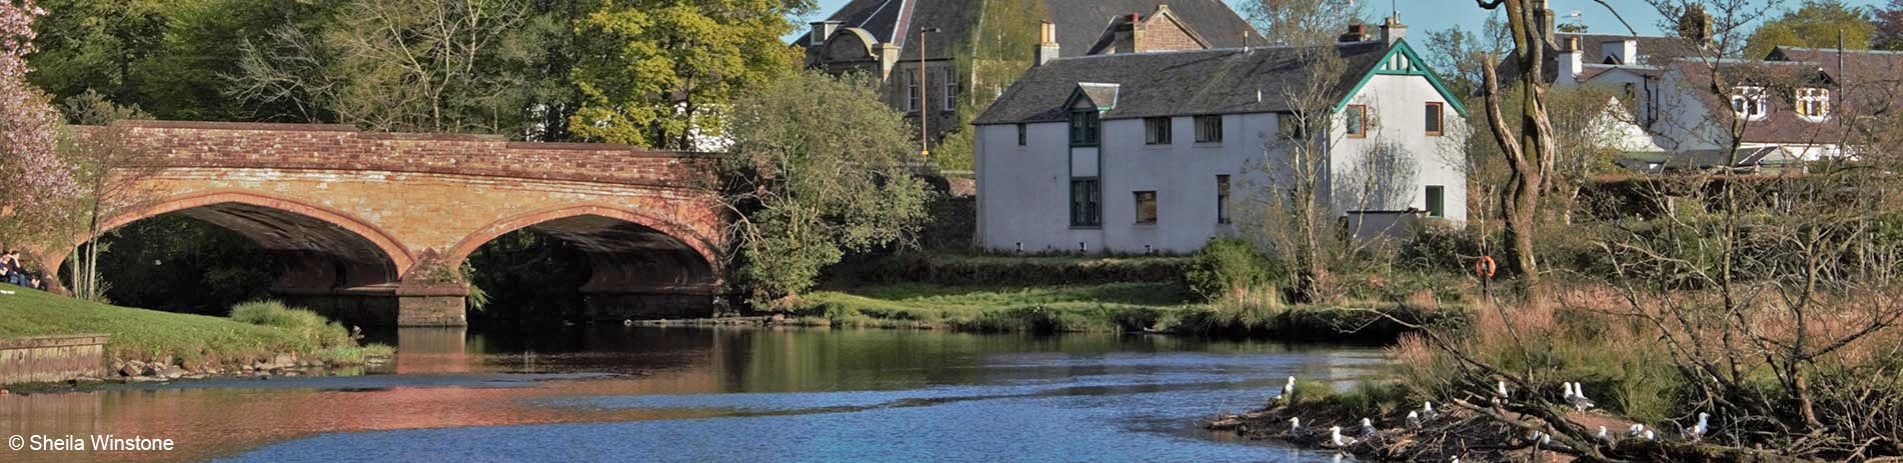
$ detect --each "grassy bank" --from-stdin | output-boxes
[0,288,388,369]
[786,281,1448,340]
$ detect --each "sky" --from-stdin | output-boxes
[788,0,1889,42]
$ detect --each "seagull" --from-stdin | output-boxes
[1328,426,1359,448]
[1567,382,1596,411]
[1562,381,1575,400]
[1643,430,1656,441]
[1596,426,1611,445]
[1405,411,1422,430]
[1289,417,1301,432]
[1283,376,1297,400]
[1688,412,1710,442]
[1421,401,1438,421]
[1358,418,1377,439]
[1628,423,1646,437]
[1495,380,1510,400]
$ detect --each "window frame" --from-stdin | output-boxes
[1276,112,1306,140]
[1216,175,1231,224]
[942,71,957,111]
[1143,117,1172,145]
[1424,102,1444,136]
[1016,123,1027,146]
[1425,185,1445,218]
[1069,110,1101,146]
[1729,86,1767,121]
[1344,104,1368,138]
[1795,87,1830,120]
[1193,115,1223,143]
[1133,191,1158,225]
[1069,177,1102,228]
[905,72,920,113]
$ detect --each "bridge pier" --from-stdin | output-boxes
[394,284,469,327]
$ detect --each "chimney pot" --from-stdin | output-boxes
[1035,21,1061,65]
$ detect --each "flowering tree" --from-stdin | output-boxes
[0,0,81,249]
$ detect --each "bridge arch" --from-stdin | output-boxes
[444,205,722,320]
[57,191,414,296]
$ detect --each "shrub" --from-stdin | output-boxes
[1183,238,1282,302]
[230,300,353,350]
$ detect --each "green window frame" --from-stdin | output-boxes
[1070,177,1101,227]
[1425,185,1445,218]
[1069,110,1100,146]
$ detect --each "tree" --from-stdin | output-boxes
[59,90,155,302]
[567,0,812,149]
[23,0,168,109]
[722,71,931,302]
[1743,0,1875,59]
[1878,0,1903,49]
[1,0,82,253]
[1244,0,1360,302]
[1475,0,1562,291]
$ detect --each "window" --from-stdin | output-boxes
[1796,87,1829,119]
[942,71,957,111]
[1622,82,1636,100]
[1194,115,1223,143]
[1069,110,1100,146]
[1729,86,1766,120]
[1016,123,1027,146]
[906,73,920,113]
[1345,104,1368,138]
[1070,178,1101,227]
[1216,175,1231,224]
[1424,102,1444,136]
[1144,117,1172,144]
[1134,191,1158,224]
[1276,112,1306,140]
[1425,185,1445,218]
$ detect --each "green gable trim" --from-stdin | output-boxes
[1333,39,1470,117]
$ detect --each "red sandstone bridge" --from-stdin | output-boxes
[29,121,725,326]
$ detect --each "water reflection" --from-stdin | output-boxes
[1,326,1386,462]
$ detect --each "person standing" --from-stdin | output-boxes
[0,250,16,286]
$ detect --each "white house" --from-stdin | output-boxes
[970,18,1469,254]
[1524,33,1903,172]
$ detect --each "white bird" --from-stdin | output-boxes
[1495,380,1510,400]
[1450,457,1460,463]
[1328,426,1359,448]
[1405,411,1422,430]
[1562,381,1575,399]
[1289,417,1303,434]
[1421,401,1438,421]
[1359,418,1378,439]
[1284,376,1297,397]
[1628,423,1646,437]
[1567,382,1596,411]
[1643,430,1656,441]
[1688,412,1710,442]
[1596,426,1611,445]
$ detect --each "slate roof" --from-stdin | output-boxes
[1498,33,1705,84]
[972,41,1391,125]
[793,0,1257,60]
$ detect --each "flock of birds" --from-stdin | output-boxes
[1270,376,1714,461]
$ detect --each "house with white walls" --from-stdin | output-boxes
[1516,33,1903,173]
[970,18,1469,254]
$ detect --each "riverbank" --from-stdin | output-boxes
[0,288,391,387]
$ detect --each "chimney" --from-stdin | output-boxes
[1339,23,1369,43]
[1601,39,1638,65]
[1034,21,1060,66]
[1379,14,1407,46]
[1558,36,1583,85]
[809,20,842,47]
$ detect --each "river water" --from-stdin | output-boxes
[2,326,1386,462]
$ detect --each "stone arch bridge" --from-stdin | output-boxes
[30,121,726,326]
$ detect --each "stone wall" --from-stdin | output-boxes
[1,335,109,385]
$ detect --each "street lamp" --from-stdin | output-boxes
[918,26,941,158]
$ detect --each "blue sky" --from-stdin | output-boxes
[789,0,1888,42]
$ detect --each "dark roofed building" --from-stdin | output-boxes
[796,0,1257,150]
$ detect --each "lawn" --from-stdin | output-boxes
[0,287,377,366]
[789,282,1195,332]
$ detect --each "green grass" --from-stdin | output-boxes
[790,282,1190,332]
[0,288,387,367]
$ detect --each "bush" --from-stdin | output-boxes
[1183,238,1282,302]
[230,300,353,350]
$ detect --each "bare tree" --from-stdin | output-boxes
[58,91,157,301]
[1475,0,1563,290]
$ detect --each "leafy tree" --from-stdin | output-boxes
[567,0,812,149]
[24,0,168,109]
[1744,0,1874,58]
[1874,0,1903,49]
[58,90,155,302]
[723,71,931,301]
[2,0,82,252]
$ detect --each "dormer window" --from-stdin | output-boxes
[1069,110,1100,146]
[1730,86,1767,121]
[1795,87,1829,121]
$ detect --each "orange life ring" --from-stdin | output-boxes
[1474,256,1498,279]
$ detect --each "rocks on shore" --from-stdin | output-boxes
[104,352,353,384]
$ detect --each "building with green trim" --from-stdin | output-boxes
[970,17,1470,253]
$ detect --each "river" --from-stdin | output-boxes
[2,326,1387,462]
